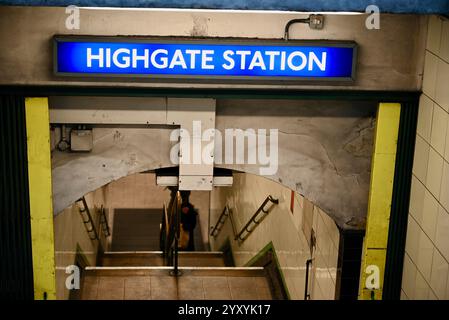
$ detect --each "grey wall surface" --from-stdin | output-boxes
[51,127,176,214]
[0,6,426,91]
[215,99,376,229]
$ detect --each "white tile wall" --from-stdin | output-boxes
[421,190,439,242]
[435,206,449,261]
[430,104,448,154]
[430,248,449,298]
[401,290,409,300]
[429,289,439,300]
[405,217,420,265]
[444,119,449,162]
[435,58,449,112]
[422,51,438,99]
[54,187,107,299]
[427,16,442,55]
[415,227,434,282]
[415,272,430,299]
[402,254,417,299]
[446,121,449,161]
[409,176,426,222]
[413,135,430,182]
[425,148,443,198]
[310,207,340,300]
[402,15,449,300]
[417,95,434,141]
[209,172,340,300]
[440,162,449,211]
[440,20,449,62]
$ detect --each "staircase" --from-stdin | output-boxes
[99,251,226,267]
[80,251,273,300]
[79,191,273,300]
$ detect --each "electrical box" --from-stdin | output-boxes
[70,129,93,152]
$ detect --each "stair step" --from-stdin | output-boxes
[84,266,265,277]
[100,251,226,267]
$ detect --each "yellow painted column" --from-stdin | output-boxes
[359,103,401,300]
[25,97,56,300]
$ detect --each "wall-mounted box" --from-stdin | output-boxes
[70,129,93,152]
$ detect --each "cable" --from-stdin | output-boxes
[284,18,310,41]
[284,15,325,40]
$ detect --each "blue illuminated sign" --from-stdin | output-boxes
[54,37,357,82]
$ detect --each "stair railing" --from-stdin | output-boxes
[304,258,313,300]
[161,191,182,276]
[210,205,230,238]
[234,195,279,243]
[77,197,100,241]
[210,195,279,244]
[99,205,111,237]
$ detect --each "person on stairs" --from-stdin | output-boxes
[179,190,198,251]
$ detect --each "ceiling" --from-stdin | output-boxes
[0,0,448,14]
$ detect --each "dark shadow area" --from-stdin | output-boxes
[216,99,378,118]
[111,208,163,251]
[250,244,289,300]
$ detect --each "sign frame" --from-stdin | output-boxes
[53,35,358,85]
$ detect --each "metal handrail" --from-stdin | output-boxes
[99,205,111,237]
[164,203,169,235]
[235,195,279,243]
[161,191,182,276]
[228,207,238,240]
[210,205,230,237]
[304,259,313,300]
[78,197,99,241]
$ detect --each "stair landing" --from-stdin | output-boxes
[81,267,272,300]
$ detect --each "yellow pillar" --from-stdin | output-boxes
[25,97,56,300]
[359,103,401,300]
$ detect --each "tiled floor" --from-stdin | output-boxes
[81,275,272,300]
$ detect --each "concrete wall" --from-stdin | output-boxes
[51,126,175,214]
[0,6,426,91]
[309,204,340,300]
[209,172,340,300]
[215,99,376,229]
[50,98,376,230]
[401,15,449,300]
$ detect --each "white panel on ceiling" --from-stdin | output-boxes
[49,96,167,124]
